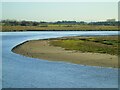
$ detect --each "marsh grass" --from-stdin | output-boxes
[49,36,118,55]
[2,25,119,31]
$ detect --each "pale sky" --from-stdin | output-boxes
[1,0,120,2]
[2,2,118,22]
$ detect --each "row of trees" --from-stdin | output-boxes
[1,19,119,26]
[88,21,119,26]
[1,20,39,26]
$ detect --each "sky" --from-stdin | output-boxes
[1,0,120,2]
[2,2,118,22]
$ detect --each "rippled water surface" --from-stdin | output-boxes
[1,31,118,88]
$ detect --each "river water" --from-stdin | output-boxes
[1,31,119,88]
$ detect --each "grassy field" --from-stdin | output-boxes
[1,25,119,32]
[49,36,119,55]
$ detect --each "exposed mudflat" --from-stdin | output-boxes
[12,38,118,68]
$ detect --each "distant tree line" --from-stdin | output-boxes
[0,19,119,26]
[88,21,119,26]
[1,20,39,26]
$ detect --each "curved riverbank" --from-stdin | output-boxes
[2,31,118,88]
[12,36,118,68]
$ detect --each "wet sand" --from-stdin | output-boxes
[12,39,118,68]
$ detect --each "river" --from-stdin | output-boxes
[1,31,119,88]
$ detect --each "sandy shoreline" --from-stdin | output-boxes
[12,37,118,68]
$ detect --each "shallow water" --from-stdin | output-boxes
[1,31,119,88]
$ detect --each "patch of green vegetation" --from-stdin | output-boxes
[49,36,118,55]
[101,40,117,45]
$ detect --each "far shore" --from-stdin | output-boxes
[1,25,119,32]
[12,36,118,68]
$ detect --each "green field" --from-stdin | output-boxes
[1,24,119,32]
[49,36,119,55]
